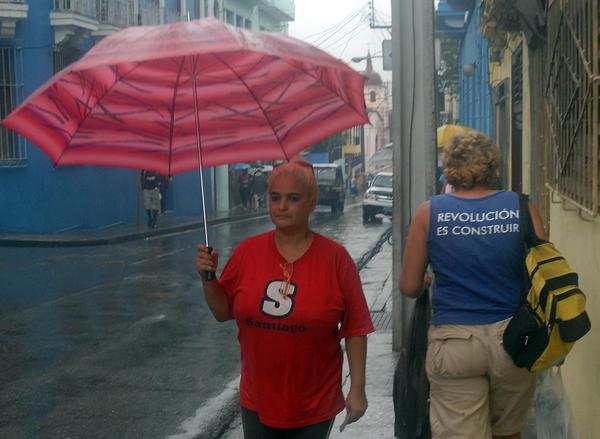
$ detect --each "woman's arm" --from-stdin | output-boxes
[196,244,231,321]
[399,201,430,298]
[340,335,368,432]
[529,201,548,241]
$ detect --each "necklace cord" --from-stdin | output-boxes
[279,262,294,299]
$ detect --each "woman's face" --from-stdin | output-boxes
[268,172,315,232]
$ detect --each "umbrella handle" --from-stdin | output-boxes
[204,246,217,281]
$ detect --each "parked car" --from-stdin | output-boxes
[313,163,345,213]
[362,171,393,222]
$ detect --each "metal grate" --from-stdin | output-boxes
[370,311,392,331]
[543,0,599,215]
[0,46,25,167]
[138,0,160,25]
[97,0,135,27]
[53,0,96,17]
[511,46,523,192]
[53,45,84,74]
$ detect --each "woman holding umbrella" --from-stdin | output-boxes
[196,158,374,438]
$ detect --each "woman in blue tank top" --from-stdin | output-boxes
[400,132,547,439]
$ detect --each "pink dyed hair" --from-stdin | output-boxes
[268,156,319,202]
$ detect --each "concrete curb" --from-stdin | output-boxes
[167,379,241,439]
[0,212,268,248]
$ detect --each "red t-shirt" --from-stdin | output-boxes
[218,231,374,428]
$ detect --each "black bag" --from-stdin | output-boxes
[393,290,431,439]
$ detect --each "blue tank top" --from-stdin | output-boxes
[428,191,524,325]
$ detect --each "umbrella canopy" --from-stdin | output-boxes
[437,124,472,148]
[1,17,368,176]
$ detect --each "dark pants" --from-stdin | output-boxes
[146,209,158,228]
[241,407,334,439]
[240,187,251,208]
[159,186,167,213]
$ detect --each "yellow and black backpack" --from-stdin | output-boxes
[502,194,591,372]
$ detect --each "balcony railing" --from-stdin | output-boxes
[260,0,294,21]
[53,0,96,18]
[96,0,134,27]
[165,6,185,23]
[135,0,161,25]
[138,6,160,25]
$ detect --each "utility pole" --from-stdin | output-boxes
[391,0,436,351]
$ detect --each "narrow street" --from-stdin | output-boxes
[0,203,390,439]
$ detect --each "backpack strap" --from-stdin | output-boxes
[518,192,538,249]
[518,192,536,303]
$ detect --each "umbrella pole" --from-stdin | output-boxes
[191,55,216,281]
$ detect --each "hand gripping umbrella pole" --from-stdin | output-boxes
[191,55,216,281]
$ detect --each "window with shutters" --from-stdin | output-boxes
[0,46,25,167]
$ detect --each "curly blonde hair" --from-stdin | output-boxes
[268,156,319,203]
[442,131,500,190]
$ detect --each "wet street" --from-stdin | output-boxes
[0,203,390,439]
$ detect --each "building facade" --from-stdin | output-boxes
[359,53,390,174]
[0,0,294,233]
[457,2,494,138]
[203,0,293,33]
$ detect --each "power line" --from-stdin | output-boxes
[305,5,366,45]
[313,8,366,48]
[301,3,368,43]
[369,0,392,29]
[339,16,370,58]
[321,12,370,52]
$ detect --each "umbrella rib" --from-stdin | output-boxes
[212,53,290,162]
[167,59,187,177]
[54,64,142,166]
[276,59,368,123]
[54,73,98,165]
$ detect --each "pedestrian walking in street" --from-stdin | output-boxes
[196,157,374,438]
[141,170,162,228]
[399,131,547,439]
[239,169,253,211]
[250,169,267,211]
[157,173,170,213]
[350,176,359,197]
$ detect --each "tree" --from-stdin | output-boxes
[436,36,460,95]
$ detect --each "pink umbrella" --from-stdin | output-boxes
[1,18,367,272]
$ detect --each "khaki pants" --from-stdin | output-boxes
[426,319,536,438]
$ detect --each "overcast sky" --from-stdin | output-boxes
[288,0,392,81]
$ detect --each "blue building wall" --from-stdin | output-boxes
[0,0,210,234]
[305,153,330,164]
[458,3,494,138]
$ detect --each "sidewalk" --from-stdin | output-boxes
[222,227,397,439]
[0,207,267,247]
[330,228,396,439]
[2,211,538,438]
